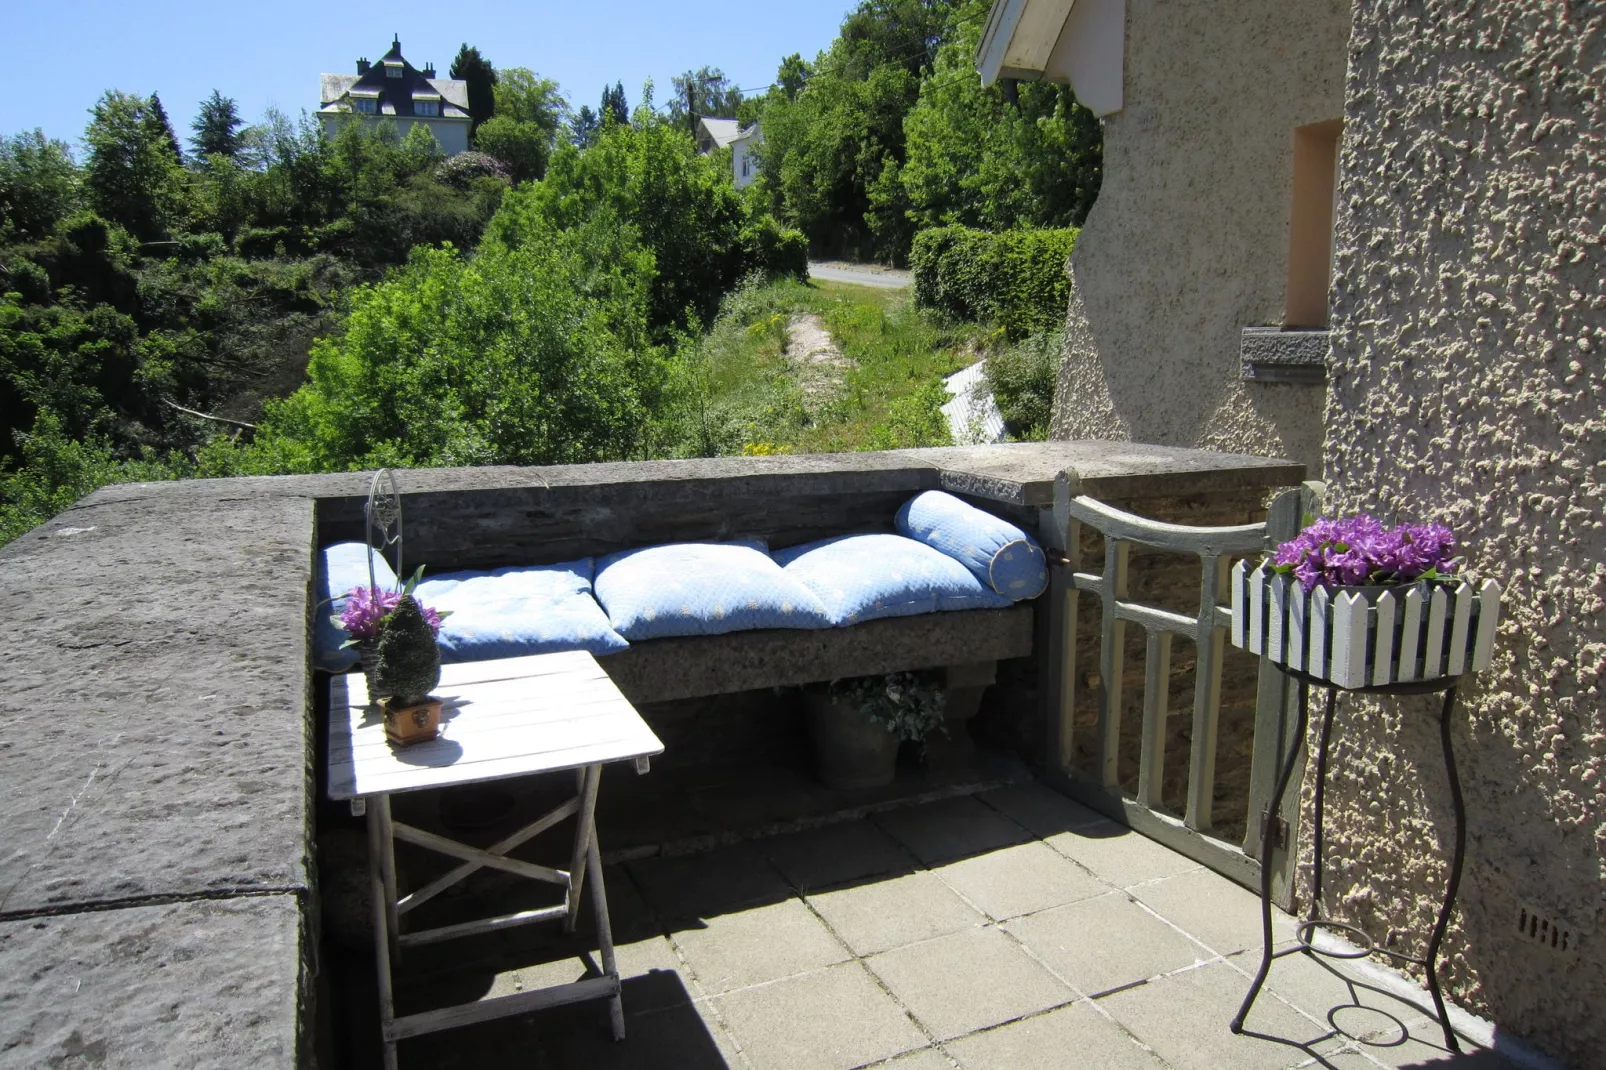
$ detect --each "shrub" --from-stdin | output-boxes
[910,225,1076,338]
[985,328,1061,441]
[738,215,808,281]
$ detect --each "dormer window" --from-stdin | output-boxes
[415,100,439,117]
[385,61,404,79]
[350,90,380,114]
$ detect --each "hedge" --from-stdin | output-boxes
[910,225,1077,338]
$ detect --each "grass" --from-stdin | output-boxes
[667,275,993,458]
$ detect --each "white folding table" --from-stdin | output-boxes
[327,650,664,1070]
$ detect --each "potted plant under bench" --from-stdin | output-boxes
[805,671,947,789]
[1227,513,1501,1053]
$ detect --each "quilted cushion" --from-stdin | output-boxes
[314,542,400,672]
[896,490,1048,600]
[775,533,1012,626]
[414,560,628,663]
[593,538,831,641]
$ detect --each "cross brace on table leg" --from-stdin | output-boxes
[398,796,580,916]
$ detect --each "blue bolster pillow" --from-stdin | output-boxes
[895,490,1048,600]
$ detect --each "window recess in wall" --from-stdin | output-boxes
[1243,119,1342,385]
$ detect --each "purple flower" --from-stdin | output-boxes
[1271,515,1458,591]
[337,585,443,640]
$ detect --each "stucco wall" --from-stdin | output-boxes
[1049,0,1351,475]
[1319,3,1606,1064]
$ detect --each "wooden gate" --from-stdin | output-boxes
[1041,476,1318,906]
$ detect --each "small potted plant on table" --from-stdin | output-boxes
[372,593,446,746]
[806,672,947,790]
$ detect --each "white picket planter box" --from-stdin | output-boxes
[1229,562,1500,688]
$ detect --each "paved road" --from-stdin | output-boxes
[808,260,912,289]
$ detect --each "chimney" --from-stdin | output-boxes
[422,63,436,78]
[357,58,370,74]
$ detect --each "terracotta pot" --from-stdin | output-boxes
[383,697,442,746]
[805,692,899,790]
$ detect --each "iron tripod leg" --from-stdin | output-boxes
[1231,681,1466,1055]
[1423,687,1466,1052]
[1230,679,1314,1034]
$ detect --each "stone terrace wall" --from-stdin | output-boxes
[0,443,1300,1066]
[1321,4,1606,1064]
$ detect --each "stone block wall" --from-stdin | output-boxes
[1321,3,1606,1063]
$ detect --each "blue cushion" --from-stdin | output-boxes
[594,538,831,640]
[775,533,1012,626]
[896,490,1048,600]
[413,560,628,663]
[314,542,400,672]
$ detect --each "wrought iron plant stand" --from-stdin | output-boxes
[1227,562,1501,1052]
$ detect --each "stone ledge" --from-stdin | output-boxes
[1240,326,1330,385]
[0,895,303,1069]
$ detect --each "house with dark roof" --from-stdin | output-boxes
[319,37,472,155]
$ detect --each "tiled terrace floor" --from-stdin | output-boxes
[372,783,1522,1070]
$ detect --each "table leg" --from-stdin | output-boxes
[587,825,626,1041]
[1231,679,1311,1034]
[366,798,399,1070]
[1423,687,1466,1052]
[566,764,603,935]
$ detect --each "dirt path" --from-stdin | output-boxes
[784,313,854,412]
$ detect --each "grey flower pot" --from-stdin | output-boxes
[805,692,899,790]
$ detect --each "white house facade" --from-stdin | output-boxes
[731,122,762,189]
[319,37,472,155]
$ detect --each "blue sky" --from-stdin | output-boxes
[4,0,852,148]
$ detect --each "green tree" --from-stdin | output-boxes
[492,115,750,331]
[450,44,498,137]
[475,68,567,181]
[776,53,811,101]
[600,82,629,125]
[900,6,1101,232]
[146,93,184,163]
[667,67,744,134]
[190,90,244,159]
[239,225,665,473]
[0,130,80,240]
[83,90,185,239]
[474,116,551,184]
[570,104,600,147]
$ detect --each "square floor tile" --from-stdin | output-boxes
[881,1050,956,1069]
[538,998,745,1070]
[1259,951,1439,1047]
[673,898,849,995]
[946,1000,1172,1069]
[763,819,914,891]
[713,961,928,1070]
[499,933,693,1013]
[936,841,1109,921]
[873,796,1032,866]
[1042,822,1202,888]
[1004,892,1212,997]
[978,783,1106,838]
[808,870,985,956]
[1129,867,1296,955]
[866,926,1075,1041]
[1098,960,1333,1070]
[630,843,792,920]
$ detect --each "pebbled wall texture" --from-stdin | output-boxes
[1048,0,1351,475]
[1318,2,1606,1064]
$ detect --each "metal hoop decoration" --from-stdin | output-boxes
[365,469,403,595]
[1294,918,1375,959]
